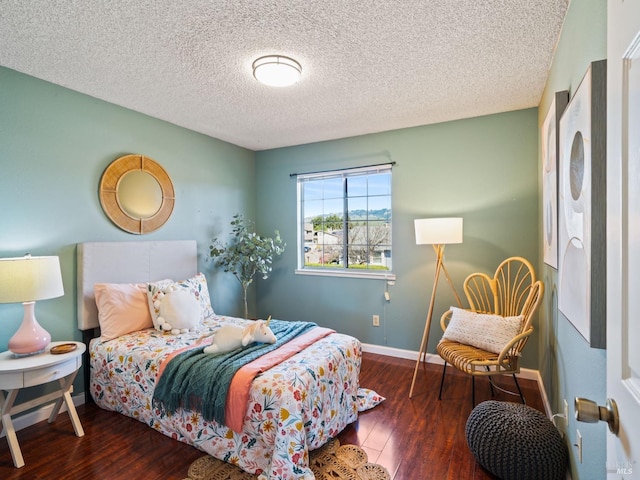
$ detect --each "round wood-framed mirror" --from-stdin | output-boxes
[99,154,175,234]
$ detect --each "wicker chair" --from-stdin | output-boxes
[436,257,544,405]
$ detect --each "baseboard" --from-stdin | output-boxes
[361,342,552,417]
[0,394,85,438]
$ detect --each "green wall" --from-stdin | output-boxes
[537,0,607,478]
[255,109,540,365]
[0,67,255,366]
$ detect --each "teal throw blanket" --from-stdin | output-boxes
[153,319,316,425]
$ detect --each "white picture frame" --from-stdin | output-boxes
[558,60,607,349]
[542,91,568,269]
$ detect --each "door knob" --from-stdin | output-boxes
[574,397,619,434]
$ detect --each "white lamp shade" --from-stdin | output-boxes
[0,255,64,303]
[253,55,302,87]
[414,218,463,245]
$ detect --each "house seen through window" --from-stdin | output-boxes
[296,164,392,276]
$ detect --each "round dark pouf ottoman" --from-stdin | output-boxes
[466,401,568,480]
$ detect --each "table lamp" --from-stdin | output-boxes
[409,217,464,398]
[0,255,64,356]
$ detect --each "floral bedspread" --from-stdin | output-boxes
[90,315,362,480]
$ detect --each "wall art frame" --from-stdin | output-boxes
[542,90,569,269]
[558,59,607,349]
[99,154,175,235]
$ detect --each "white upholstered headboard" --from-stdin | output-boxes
[77,240,198,331]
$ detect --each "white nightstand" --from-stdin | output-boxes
[0,341,86,468]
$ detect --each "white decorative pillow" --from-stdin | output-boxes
[441,307,524,354]
[147,273,214,333]
[94,283,153,340]
[155,288,201,334]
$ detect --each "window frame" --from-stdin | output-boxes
[295,163,394,280]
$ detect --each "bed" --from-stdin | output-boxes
[77,241,362,480]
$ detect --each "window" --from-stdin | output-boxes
[296,164,392,277]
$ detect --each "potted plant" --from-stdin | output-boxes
[209,214,286,318]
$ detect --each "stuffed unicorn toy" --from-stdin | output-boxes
[203,316,276,355]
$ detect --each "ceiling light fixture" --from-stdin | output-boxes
[252,55,302,87]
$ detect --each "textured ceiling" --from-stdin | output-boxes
[0,1,569,151]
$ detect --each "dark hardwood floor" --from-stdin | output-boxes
[0,352,543,479]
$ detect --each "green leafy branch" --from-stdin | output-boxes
[209,214,285,318]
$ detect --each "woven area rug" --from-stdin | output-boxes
[183,438,390,480]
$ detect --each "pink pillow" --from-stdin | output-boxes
[94,283,153,340]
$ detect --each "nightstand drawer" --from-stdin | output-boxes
[0,371,24,390]
[23,358,79,387]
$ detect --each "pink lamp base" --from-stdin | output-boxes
[8,301,51,356]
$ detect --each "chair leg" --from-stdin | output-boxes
[512,374,525,404]
[472,376,475,406]
[486,367,495,397]
[438,362,448,400]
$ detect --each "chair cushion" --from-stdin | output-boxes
[442,307,524,354]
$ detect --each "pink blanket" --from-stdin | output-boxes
[156,326,335,432]
[226,326,335,431]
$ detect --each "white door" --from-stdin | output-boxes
[607,1,640,477]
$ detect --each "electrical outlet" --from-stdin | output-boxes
[574,429,583,463]
[564,399,569,428]
[372,314,380,326]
